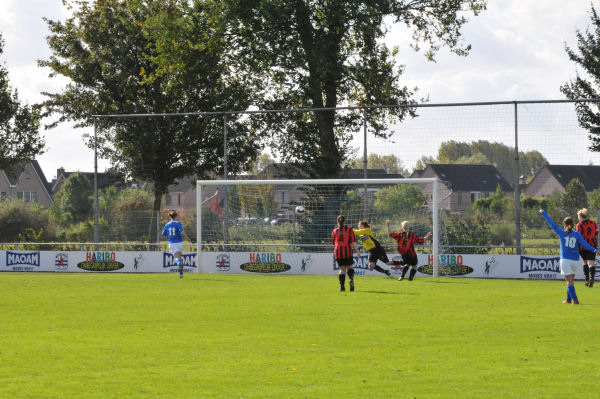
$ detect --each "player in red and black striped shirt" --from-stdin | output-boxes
[332,215,361,291]
[387,219,431,281]
[576,208,599,287]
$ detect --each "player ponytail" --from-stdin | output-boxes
[169,210,177,219]
[359,220,370,228]
[337,215,345,227]
[563,217,574,233]
[578,208,589,220]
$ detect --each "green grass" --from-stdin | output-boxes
[0,273,598,398]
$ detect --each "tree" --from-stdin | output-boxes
[349,153,409,175]
[562,3,600,150]
[373,184,426,214]
[214,0,485,178]
[561,178,588,216]
[436,140,547,183]
[39,0,258,242]
[51,172,93,225]
[588,187,600,212]
[0,34,44,171]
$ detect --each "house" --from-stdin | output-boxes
[0,160,54,207]
[51,167,121,195]
[410,164,514,211]
[523,165,600,198]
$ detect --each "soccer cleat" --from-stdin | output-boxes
[386,270,393,278]
[340,286,345,292]
[398,276,404,281]
[589,280,594,288]
[562,300,572,304]
[572,300,580,305]
[585,281,590,287]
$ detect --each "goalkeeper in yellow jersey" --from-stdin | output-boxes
[354,220,402,277]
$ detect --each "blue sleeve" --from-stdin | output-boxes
[541,211,563,236]
[576,232,597,253]
[161,223,168,237]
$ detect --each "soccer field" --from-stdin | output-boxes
[0,273,598,398]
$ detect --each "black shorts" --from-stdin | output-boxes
[580,249,597,261]
[336,257,354,267]
[401,253,418,267]
[368,246,389,264]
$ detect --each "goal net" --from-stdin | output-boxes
[196,178,440,276]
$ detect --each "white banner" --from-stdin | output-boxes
[0,250,586,280]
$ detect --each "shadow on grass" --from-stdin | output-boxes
[360,290,418,295]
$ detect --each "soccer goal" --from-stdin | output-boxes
[196,178,441,276]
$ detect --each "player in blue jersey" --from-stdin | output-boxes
[162,210,192,278]
[540,209,597,304]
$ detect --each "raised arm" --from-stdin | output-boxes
[386,220,392,236]
[540,209,562,235]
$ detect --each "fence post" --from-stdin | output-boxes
[223,115,229,248]
[363,108,368,219]
[514,102,522,255]
[93,119,99,251]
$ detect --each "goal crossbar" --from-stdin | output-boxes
[196,178,440,276]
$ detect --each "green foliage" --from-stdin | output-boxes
[435,140,547,183]
[562,3,600,151]
[348,154,409,175]
[0,34,44,171]
[40,0,258,234]
[51,172,93,225]
[443,210,491,254]
[589,187,600,212]
[373,184,426,214]
[0,200,54,242]
[561,178,588,216]
[217,0,484,177]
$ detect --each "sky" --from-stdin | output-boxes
[0,0,597,181]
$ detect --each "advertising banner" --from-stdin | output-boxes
[0,250,588,280]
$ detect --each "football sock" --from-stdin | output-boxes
[339,273,346,287]
[568,285,578,301]
[347,268,355,283]
[409,268,417,281]
[401,266,409,277]
[584,264,590,281]
[373,265,387,274]
[590,266,596,282]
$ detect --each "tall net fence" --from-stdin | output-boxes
[22,99,597,254]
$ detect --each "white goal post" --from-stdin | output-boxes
[196,178,441,277]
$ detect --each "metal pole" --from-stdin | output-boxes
[433,179,440,277]
[93,119,99,250]
[363,109,368,219]
[514,102,521,255]
[223,115,229,247]
[197,182,202,273]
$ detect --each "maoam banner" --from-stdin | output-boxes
[0,251,586,280]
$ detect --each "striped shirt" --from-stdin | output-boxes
[576,219,598,250]
[389,231,425,257]
[332,225,356,260]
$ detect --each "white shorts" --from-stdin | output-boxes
[168,242,184,255]
[560,258,579,276]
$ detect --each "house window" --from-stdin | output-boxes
[166,194,172,206]
[31,192,37,202]
[470,192,482,203]
[457,192,462,205]
[0,192,6,201]
[24,192,31,202]
[177,193,181,206]
[17,192,23,200]
[24,170,31,179]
